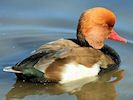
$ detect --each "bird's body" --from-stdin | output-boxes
[4,39,120,83]
[3,7,126,84]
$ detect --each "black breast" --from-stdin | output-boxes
[99,44,120,74]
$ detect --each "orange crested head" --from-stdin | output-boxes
[77,7,127,49]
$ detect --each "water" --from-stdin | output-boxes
[0,0,133,100]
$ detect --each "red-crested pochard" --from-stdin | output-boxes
[3,7,126,84]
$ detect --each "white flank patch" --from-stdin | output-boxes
[60,62,101,84]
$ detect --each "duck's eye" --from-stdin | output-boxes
[105,24,109,28]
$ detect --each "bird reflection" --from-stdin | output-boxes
[5,68,124,100]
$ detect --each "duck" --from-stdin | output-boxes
[3,7,127,84]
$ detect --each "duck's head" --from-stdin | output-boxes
[77,7,127,49]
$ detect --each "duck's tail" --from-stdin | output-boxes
[3,66,22,73]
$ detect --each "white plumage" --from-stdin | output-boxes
[60,61,101,83]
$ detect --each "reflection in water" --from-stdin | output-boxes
[6,68,124,100]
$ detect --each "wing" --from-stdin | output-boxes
[12,39,79,73]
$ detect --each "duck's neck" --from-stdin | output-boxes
[77,31,90,47]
